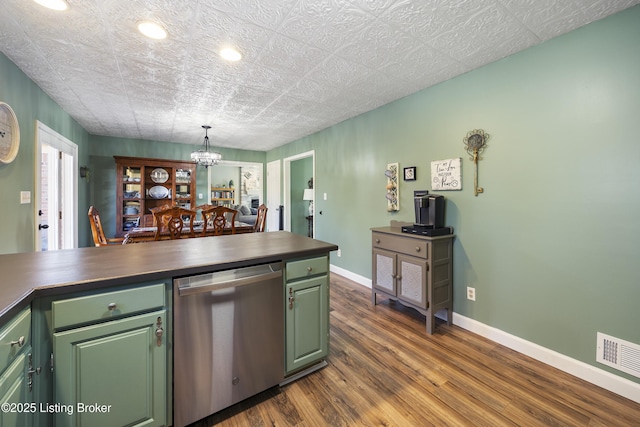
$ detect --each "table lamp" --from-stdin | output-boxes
[303,189,314,216]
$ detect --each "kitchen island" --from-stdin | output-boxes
[0,232,337,427]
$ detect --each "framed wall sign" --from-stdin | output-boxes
[431,158,461,191]
[403,166,416,181]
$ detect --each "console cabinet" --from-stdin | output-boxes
[371,227,453,334]
[284,256,329,376]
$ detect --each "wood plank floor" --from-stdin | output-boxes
[191,273,640,426]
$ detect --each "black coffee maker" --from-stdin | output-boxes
[401,191,452,236]
[414,190,444,228]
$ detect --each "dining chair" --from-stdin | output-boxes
[201,205,237,236]
[88,206,124,247]
[149,204,172,227]
[253,204,268,232]
[152,206,196,240]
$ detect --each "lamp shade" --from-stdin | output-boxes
[303,188,314,201]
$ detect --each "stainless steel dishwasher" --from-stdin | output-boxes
[173,262,284,427]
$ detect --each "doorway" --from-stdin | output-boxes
[283,151,315,237]
[35,121,78,251]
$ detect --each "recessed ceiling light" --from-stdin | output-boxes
[220,48,242,62]
[138,21,168,40]
[34,0,69,11]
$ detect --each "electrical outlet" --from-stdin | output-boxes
[467,286,476,301]
[337,249,341,257]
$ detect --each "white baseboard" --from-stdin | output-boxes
[330,265,640,404]
[453,313,640,404]
[330,264,371,288]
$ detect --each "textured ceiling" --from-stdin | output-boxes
[1,0,638,151]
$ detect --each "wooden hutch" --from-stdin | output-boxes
[114,156,197,237]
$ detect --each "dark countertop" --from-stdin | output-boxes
[0,231,338,325]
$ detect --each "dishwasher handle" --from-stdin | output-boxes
[178,269,282,296]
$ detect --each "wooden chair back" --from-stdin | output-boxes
[88,206,124,247]
[149,204,172,227]
[201,206,237,236]
[253,204,268,232]
[152,206,196,240]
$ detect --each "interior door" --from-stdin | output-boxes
[35,121,78,251]
[266,160,281,232]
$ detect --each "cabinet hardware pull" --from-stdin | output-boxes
[397,275,402,280]
[288,288,295,309]
[375,239,380,243]
[107,302,117,311]
[415,246,421,252]
[27,353,41,391]
[155,317,164,347]
[307,266,313,272]
[10,336,25,347]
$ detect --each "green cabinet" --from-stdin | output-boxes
[31,281,171,427]
[0,307,34,427]
[0,352,35,427]
[53,310,166,427]
[284,256,329,376]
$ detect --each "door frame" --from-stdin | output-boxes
[34,121,78,250]
[283,150,315,235]
[266,160,281,232]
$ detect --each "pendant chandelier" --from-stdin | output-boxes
[191,125,222,167]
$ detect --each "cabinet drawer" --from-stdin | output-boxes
[286,256,328,282]
[372,232,428,259]
[52,283,165,330]
[0,307,31,376]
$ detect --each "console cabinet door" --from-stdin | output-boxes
[0,351,34,427]
[285,276,328,374]
[372,248,397,295]
[397,254,428,309]
[53,310,166,427]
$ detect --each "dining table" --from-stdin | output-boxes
[123,221,254,244]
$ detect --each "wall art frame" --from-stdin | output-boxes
[431,158,462,191]
[403,166,416,181]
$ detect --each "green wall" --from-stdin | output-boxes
[268,6,640,383]
[0,54,91,254]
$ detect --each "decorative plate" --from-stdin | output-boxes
[150,168,169,183]
[149,185,169,199]
[0,102,20,164]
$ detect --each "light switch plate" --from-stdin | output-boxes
[20,191,31,204]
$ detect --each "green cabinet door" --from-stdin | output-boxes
[285,276,329,374]
[0,350,34,427]
[53,310,166,427]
